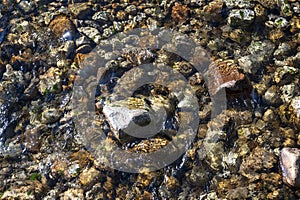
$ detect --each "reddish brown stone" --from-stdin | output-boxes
[205,59,251,96]
[48,14,76,38]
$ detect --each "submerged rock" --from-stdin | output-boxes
[224,0,254,8]
[227,9,255,27]
[48,14,76,40]
[239,40,275,74]
[280,148,300,188]
[18,0,36,14]
[171,3,189,23]
[103,97,169,142]
[205,59,251,97]
[239,147,276,182]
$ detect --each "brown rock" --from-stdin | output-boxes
[171,3,189,23]
[202,0,224,22]
[48,14,76,39]
[79,167,100,186]
[269,29,285,42]
[71,150,93,168]
[23,128,41,153]
[239,147,276,182]
[60,188,84,200]
[2,180,44,199]
[290,16,300,33]
[205,59,251,96]
[280,148,300,188]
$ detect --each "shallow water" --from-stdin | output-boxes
[0,0,300,199]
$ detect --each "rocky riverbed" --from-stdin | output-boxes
[0,0,300,199]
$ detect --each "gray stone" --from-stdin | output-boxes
[125,5,137,15]
[280,83,297,103]
[41,108,61,124]
[68,3,94,19]
[103,103,166,140]
[76,35,93,47]
[274,66,298,85]
[227,187,248,199]
[92,11,109,22]
[18,0,36,14]
[238,55,256,73]
[77,27,101,44]
[239,40,275,73]
[247,40,275,58]
[224,0,254,8]
[113,21,123,32]
[291,96,300,118]
[0,139,22,158]
[263,85,282,106]
[228,9,255,27]
[103,105,150,131]
[274,43,292,59]
[280,148,300,188]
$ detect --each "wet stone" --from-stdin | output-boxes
[239,147,277,182]
[60,188,84,199]
[291,97,300,117]
[79,167,101,186]
[23,127,42,153]
[77,27,101,44]
[18,0,36,14]
[92,11,109,22]
[1,0,300,198]
[263,85,282,106]
[205,59,251,96]
[280,148,300,188]
[290,16,300,33]
[103,97,168,142]
[103,105,150,135]
[257,0,278,9]
[48,14,76,40]
[41,108,61,124]
[68,3,94,19]
[227,9,255,27]
[248,40,275,59]
[224,0,254,8]
[125,5,137,16]
[274,43,292,60]
[289,96,300,128]
[280,83,298,103]
[38,67,62,94]
[202,0,224,22]
[226,187,248,199]
[171,3,189,23]
[274,66,298,85]
[2,181,44,199]
[262,109,275,122]
[0,137,22,158]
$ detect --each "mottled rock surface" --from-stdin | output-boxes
[280,148,300,188]
[205,59,251,96]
